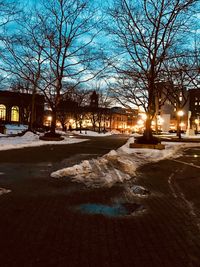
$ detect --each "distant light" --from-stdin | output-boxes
[177,110,184,116]
[47,116,52,121]
[141,113,147,120]
[158,117,164,124]
[137,119,144,125]
[179,122,185,127]
[194,155,198,158]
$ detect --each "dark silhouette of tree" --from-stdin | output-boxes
[107,0,199,142]
[2,0,104,135]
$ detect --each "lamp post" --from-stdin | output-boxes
[177,110,184,139]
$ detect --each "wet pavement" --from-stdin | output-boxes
[0,137,200,266]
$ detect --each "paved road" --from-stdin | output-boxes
[0,137,200,267]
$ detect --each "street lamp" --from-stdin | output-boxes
[177,110,184,117]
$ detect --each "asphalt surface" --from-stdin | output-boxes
[0,135,200,267]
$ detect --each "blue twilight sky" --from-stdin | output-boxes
[0,0,199,91]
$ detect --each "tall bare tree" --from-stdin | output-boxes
[2,0,103,134]
[107,0,199,142]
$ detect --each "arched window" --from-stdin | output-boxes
[11,106,19,122]
[0,104,6,120]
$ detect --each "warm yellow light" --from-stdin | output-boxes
[177,110,184,116]
[179,122,185,127]
[140,113,147,120]
[47,116,52,121]
[158,117,164,124]
[137,119,144,125]
[195,119,199,124]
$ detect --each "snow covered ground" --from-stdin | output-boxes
[0,131,87,151]
[72,130,121,137]
[51,137,200,188]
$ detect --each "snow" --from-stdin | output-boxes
[72,130,115,137]
[0,187,11,196]
[4,124,28,134]
[51,136,200,188]
[0,131,87,151]
[0,128,200,189]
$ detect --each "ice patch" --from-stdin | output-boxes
[74,202,144,217]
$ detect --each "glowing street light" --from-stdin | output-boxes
[177,110,184,117]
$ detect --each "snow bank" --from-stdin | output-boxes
[4,124,28,134]
[72,130,112,137]
[0,131,87,151]
[51,137,200,188]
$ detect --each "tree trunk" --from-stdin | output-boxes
[177,115,181,139]
[50,110,56,134]
[29,86,37,131]
[144,115,153,140]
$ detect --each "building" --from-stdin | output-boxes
[0,91,44,133]
[154,83,189,132]
[188,88,200,131]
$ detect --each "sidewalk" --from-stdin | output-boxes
[0,158,200,267]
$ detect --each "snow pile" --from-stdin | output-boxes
[0,187,11,196]
[72,130,112,137]
[51,137,200,188]
[0,131,87,151]
[110,130,121,134]
[118,137,184,161]
[5,124,28,134]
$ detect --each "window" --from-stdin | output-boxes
[11,106,19,122]
[0,104,6,120]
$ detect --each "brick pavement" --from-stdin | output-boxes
[0,144,200,266]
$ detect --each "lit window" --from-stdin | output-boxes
[11,106,19,122]
[0,104,6,120]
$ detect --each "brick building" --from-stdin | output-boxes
[0,91,44,130]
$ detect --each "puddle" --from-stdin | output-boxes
[75,202,144,217]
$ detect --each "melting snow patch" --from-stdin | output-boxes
[51,137,200,188]
[0,187,11,196]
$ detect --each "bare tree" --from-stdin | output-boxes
[33,0,104,134]
[107,0,199,142]
[0,0,20,85]
[2,0,104,135]
[163,52,199,138]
